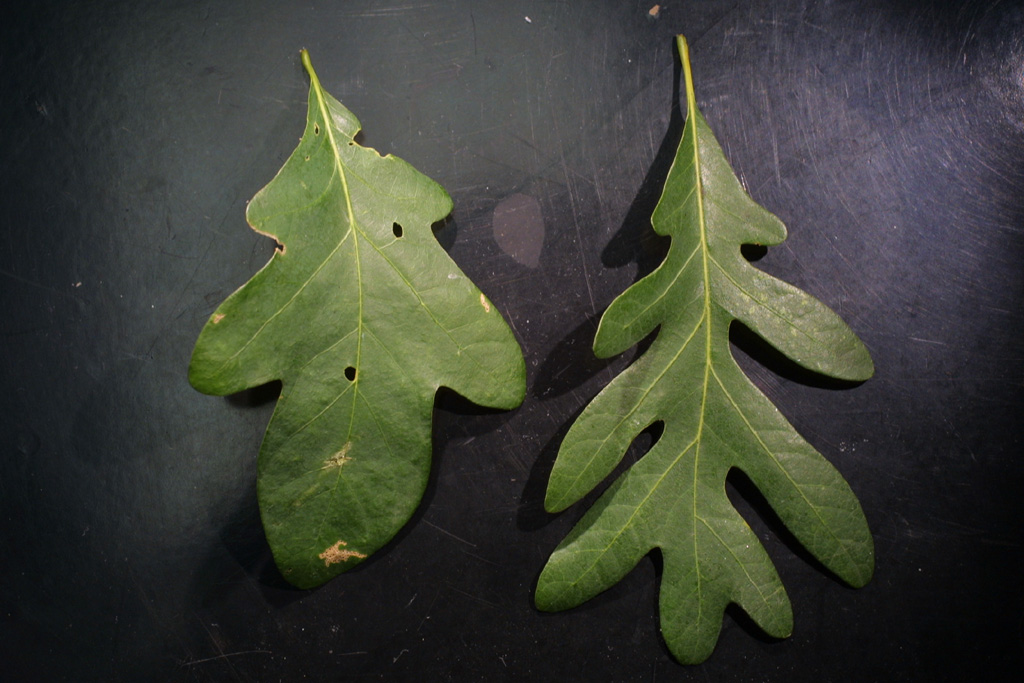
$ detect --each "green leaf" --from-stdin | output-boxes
[535,36,874,664]
[189,51,526,589]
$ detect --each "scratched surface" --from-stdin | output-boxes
[2,0,1023,680]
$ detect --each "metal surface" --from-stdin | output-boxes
[2,0,1023,680]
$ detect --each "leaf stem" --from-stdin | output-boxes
[677,35,697,121]
[300,49,317,87]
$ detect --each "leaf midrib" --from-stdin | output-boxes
[303,53,517,553]
[303,51,366,549]
[683,34,714,626]
[681,36,861,587]
[557,38,716,598]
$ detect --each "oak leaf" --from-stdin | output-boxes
[190,51,526,588]
[536,36,874,663]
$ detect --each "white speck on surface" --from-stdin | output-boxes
[525,16,531,23]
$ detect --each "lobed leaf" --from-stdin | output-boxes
[536,35,874,664]
[190,51,526,589]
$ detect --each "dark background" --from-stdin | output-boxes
[3,1,1023,680]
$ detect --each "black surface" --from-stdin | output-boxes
[3,1,1023,680]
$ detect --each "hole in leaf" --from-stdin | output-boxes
[741,243,767,262]
[392,222,404,238]
[344,366,357,381]
[313,122,320,135]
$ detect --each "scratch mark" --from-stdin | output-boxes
[469,2,477,55]
[416,590,442,632]
[182,650,272,666]
[423,519,477,548]
[550,116,597,316]
[459,548,502,567]
[907,336,946,346]
[446,583,499,608]
[0,267,67,298]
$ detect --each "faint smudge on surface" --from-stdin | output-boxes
[492,193,545,268]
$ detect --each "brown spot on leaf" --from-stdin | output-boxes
[480,293,491,313]
[318,540,366,566]
[322,442,353,470]
[211,313,225,323]
[249,222,285,254]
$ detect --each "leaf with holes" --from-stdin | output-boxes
[535,36,874,663]
[189,51,525,589]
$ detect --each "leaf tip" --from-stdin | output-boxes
[837,346,875,383]
[542,486,573,515]
[591,312,631,359]
[856,353,876,381]
[507,363,528,408]
[186,357,216,396]
[846,544,875,589]
[534,587,557,612]
[534,562,569,612]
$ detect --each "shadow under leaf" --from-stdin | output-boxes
[730,322,870,391]
[600,50,682,274]
[225,380,282,408]
[726,467,847,587]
